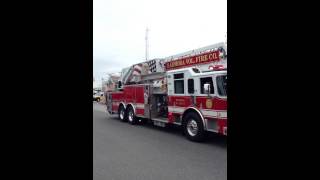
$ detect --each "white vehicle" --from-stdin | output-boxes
[93,91,102,102]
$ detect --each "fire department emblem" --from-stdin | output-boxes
[206,99,213,109]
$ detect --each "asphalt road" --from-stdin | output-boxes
[93,102,227,180]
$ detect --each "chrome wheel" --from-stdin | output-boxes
[128,111,133,122]
[120,109,125,120]
[187,119,198,136]
[183,112,206,142]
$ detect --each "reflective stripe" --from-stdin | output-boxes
[112,102,120,106]
[135,103,144,109]
[201,109,227,118]
[168,106,227,119]
[168,106,185,113]
[201,110,218,117]
[218,111,227,118]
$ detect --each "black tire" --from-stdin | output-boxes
[183,112,206,142]
[118,105,127,122]
[140,118,148,125]
[127,106,137,125]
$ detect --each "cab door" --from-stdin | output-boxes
[196,76,215,109]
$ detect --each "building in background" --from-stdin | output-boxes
[104,74,120,92]
[93,76,102,92]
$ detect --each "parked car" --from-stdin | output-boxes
[93,92,101,102]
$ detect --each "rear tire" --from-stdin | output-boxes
[127,106,137,125]
[140,118,148,125]
[183,112,206,142]
[118,106,127,122]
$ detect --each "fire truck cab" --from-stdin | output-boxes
[165,67,227,141]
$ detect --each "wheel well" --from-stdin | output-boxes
[126,104,134,113]
[182,108,206,129]
[118,103,125,113]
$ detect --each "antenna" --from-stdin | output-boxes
[225,32,227,45]
[145,27,149,61]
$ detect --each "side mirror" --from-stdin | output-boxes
[204,83,210,95]
[118,81,122,89]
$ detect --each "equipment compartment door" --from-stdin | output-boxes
[144,85,151,119]
[106,93,112,113]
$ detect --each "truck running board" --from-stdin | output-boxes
[153,121,166,127]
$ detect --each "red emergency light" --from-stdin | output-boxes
[209,65,225,71]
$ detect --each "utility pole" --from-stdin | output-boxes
[225,32,227,45]
[101,78,104,92]
[145,27,149,61]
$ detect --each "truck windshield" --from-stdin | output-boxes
[217,75,227,97]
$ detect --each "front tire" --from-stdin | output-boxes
[183,112,206,142]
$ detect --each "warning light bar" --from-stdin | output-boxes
[209,65,225,71]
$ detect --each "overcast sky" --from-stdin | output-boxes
[93,0,227,86]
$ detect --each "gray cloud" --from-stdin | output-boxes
[94,0,226,86]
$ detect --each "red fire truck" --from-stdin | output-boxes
[106,42,227,142]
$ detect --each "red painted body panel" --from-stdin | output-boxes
[136,109,144,116]
[217,118,227,134]
[168,95,227,111]
[168,96,192,106]
[135,86,144,104]
[110,92,124,112]
[195,96,227,110]
[167,95,227,135]
[124,86,135,103]
[108,85,146,115]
